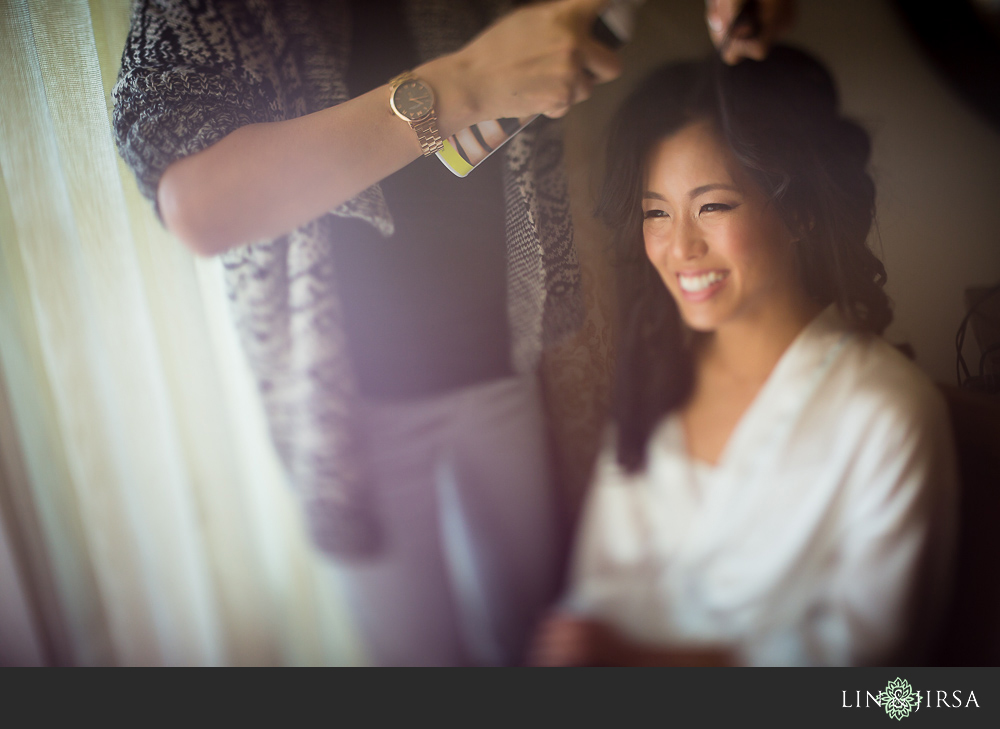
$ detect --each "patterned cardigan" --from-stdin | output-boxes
[113,0,582,558]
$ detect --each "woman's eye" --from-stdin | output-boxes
[700,203,732,214]
[643,210,668,219]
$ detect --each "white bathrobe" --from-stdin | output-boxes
[566,307,958,666]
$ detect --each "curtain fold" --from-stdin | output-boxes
[0,0,362,666]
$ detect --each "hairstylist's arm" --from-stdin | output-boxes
[705,0,797,65]
[157,0,621,257]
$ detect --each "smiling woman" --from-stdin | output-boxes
[601,46,893,474]
[641,121,811,341]
[528,46,959,667]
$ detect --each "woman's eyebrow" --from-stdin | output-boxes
[642,183,741,202]
[688,183,740,199]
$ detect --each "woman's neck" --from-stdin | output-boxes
[696,291,824,386]
[680,290,824,466]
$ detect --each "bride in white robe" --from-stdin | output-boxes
[564,305,956,666]
[528,47,958,667]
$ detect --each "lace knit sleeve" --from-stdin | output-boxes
[112,0,395,235]
[111,0,318,216]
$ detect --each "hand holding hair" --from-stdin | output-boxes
[705,0,797,65]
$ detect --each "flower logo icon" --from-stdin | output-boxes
[878,678,919,720]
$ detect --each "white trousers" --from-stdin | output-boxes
[335,374,566,666]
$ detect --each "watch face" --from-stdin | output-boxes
[392,78,434,121]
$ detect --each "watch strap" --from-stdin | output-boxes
[411,114,443,156]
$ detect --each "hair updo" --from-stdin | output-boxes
[598,45,891,472]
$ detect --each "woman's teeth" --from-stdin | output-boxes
[678,271,727,292]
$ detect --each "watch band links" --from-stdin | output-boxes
[412,115,443,156]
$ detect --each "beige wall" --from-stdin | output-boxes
[568,0,1000,385]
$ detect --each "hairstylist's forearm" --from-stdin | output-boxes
[157,55,476,257]
[157,0,621,257]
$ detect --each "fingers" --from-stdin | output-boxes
[705,0,731,50]
[564,0,623,80]
[721,38,769,65]
[706,0,797,65]
[541,43,613,118]
[458,0,624,122]
[527,613,597,667]
[541,19,621,118]
[578,34,623,83]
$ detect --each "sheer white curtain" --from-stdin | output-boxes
[0,0,362,666]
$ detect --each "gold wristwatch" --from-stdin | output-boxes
[388,71,444,156]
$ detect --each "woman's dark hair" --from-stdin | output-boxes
[598,45,890,473]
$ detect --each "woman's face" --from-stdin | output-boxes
[642,121,801,334]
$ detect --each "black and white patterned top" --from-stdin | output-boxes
[113,0,582,558]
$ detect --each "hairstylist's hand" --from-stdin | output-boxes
[527,611,622,666]
[528,610,739,666]
[444,0,623,121]
[156,0,621,256]
[705,0,796,65]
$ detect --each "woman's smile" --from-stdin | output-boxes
[677,269,729,300]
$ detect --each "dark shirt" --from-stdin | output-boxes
[331,0,512,399]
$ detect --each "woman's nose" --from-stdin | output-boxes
[672,217,707,260]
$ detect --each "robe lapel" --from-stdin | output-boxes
[676,308,854,617]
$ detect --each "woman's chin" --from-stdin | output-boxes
[671,288,734,334]
[678,306,724,333]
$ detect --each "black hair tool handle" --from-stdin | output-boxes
[590,7,631,51]
[591,15,625,50]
